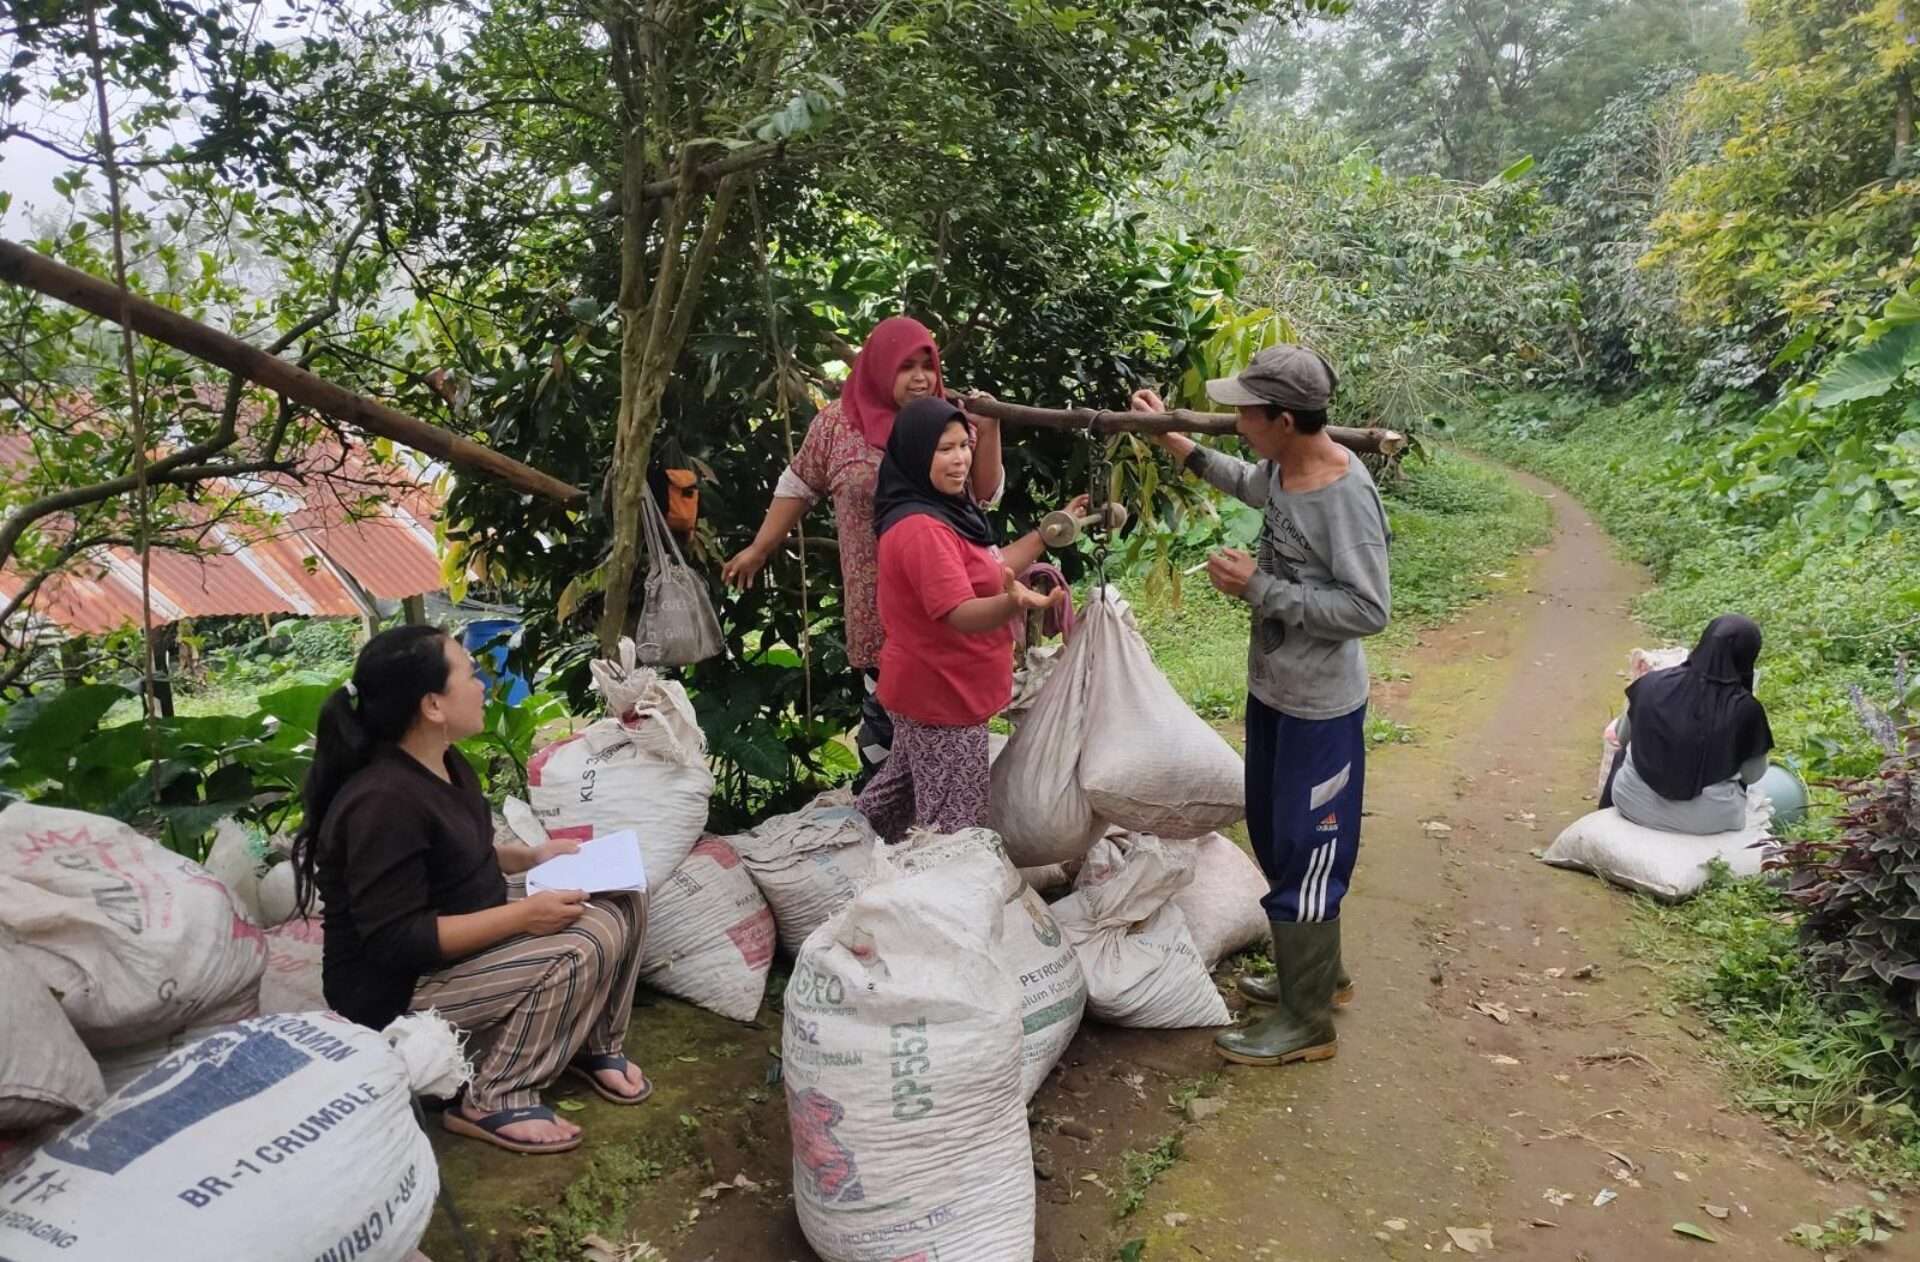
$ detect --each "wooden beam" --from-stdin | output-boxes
[0,238,587,505]
[959,396,1407,457]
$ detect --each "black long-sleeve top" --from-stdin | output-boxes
[316,745,506,1029]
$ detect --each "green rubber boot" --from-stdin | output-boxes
[1237,954,1354,1008]
[1216,920,1340,1067]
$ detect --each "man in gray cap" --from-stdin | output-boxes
[1130,345,1391,1069]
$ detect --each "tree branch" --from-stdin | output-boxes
[219,208,374,450]
[958,396,1408,456]
[662,173,742,364]
[0,237,585,510]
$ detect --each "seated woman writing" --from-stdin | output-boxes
[1603,614,1773,836]
[289,625,650,1156]
[856,396,1077,841]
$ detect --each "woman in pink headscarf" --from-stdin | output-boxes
[721,316,1005,785]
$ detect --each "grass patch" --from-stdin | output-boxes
[1786,1198,1907,1252]
[1129,447,1552,720]
[1629,867,1920,1185]
[515,1137,677,1262]
[1115,1132,1184,1219]
[1166,1072,1222,1116]
[1366,712,1415,748]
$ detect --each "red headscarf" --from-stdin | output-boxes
[842,315,943,449]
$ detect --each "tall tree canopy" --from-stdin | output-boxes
[1247,0,1745,180]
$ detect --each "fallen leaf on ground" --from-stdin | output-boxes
[1605,1149,1641,1175]
[1163,1212,1189,1228]
[1593,1188,1618,1208]
[1544,1188,1574,1207]
[1471,1001,1512,1025]
[1672,1221,1718,1243]
[1673,1171,1693,1183]
[1529,1218,1559,1229]
[698,1173,763,1200]
[555,1098,587,1112]
[1486,1054,1521,1066]
[1424,820,1454,837]
[1703,1204,1729,1220]
[1383,1218,1408,1232]
[1445,1226,1494,1254]
[1543,967,1566,979]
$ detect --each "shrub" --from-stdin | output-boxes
[1776,664,1920,1062]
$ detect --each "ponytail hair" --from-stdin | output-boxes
[290,623,452,916]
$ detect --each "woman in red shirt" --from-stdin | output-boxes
[857,397,1080,841]
[719,317,1006,789]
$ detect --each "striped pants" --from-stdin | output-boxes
[1246,696,1367,923]
[410,892,646,1112]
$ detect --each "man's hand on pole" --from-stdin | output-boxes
[1130,388,1197,462]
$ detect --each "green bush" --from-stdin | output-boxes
[1778,679,1920,1064]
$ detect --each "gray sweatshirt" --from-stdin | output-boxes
[1188,446,1392,720]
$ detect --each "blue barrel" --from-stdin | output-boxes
[461,618,530,706]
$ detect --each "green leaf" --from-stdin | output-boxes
[1671,1222,1718,1243]
[3,685,129,777]
[812,737,859,776]
[1769,327,1818,372]
[257,683,337,738]
[554,1098,587,1113]
[1484,154,1535,187]
[724,728,790,783]
[1812,323,1920,408]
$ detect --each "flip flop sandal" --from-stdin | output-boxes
[566,1052,654,1106]
[443,1104,582,1155]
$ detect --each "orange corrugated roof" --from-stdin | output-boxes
[0,424,450,635]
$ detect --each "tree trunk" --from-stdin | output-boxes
[1896,69,1914,166]
[596,160,744,652]
[150,623,177,718]
[596,100,673,654]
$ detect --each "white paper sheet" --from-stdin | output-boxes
[524,829,648,895]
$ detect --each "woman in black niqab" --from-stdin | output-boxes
[1603,614,1773,833]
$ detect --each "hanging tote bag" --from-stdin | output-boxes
[633,482,725,666]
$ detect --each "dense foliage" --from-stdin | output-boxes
[1245,0,1745,181]
[1779,675,1920,1063]
[1146,119,1574,433]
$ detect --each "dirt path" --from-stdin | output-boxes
[426,472,1897,1261]
[1037,470,1895,1262]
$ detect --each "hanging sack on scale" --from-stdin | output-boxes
[633,481,724,666]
